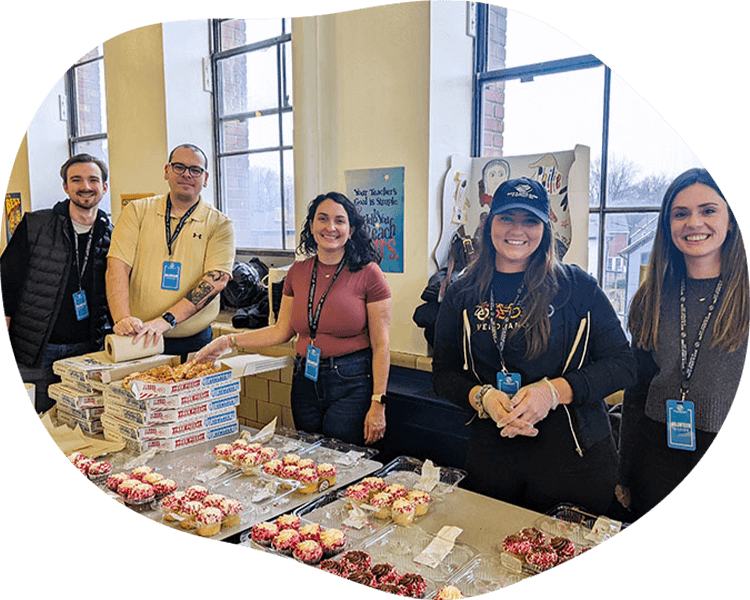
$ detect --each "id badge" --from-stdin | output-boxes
[72,290,89,321]
[304,344,321,382]
[666,399,696,451]
[497,371,522,397]
[162,261,182,290]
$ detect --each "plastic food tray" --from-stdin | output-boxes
[369,456,467,498]
[446,553,524,595]
[298,437,379,472]
[360,523,477,585]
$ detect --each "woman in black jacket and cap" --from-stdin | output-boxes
[432,177,636,514]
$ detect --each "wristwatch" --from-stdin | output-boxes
[160,312,177,329]
[473,384,493,419]
[371,394,386,405]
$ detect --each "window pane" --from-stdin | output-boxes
[281,41,293,108]
[73,59,107,136]
[281,111,293,147]
[588,212,600,279]
[606,71,703,209]
[77,45,102,63]
[218,49,278,115]
[221,152,286,249]
[283,149,295,249]
[219,19,285,51]
[503,8,589,70]
[602,212,658,329]
[221,114,279,152]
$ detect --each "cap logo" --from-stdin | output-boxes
[507,183,538,200]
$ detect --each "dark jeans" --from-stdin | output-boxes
[18,340,97,413]
[291,348,373,446]
[164,327,214,362]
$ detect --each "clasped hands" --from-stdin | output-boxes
[483,378,558,438]
[113,315,171,348]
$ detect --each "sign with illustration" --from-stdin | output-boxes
[346,166,405,273]
[4,192,23,243]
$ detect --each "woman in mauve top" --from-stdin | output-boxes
[196,192,391,446]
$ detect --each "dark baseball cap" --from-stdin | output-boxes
[489,177,550,224]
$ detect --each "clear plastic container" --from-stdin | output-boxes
[447,553,524,595]
[370,456,467,499]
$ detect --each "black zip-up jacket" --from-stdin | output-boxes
[1,199,112,367]
[432,263,636,453]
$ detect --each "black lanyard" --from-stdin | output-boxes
[307,257,346,342]
[165,196,199,256]
[489,284,524,374]
[678,277,723,401]
[71,223,94,292]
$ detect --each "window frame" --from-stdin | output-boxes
[209,18,294,252]
[472,2,662,288]
[65,48,108,159]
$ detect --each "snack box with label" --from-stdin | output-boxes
[101,407,238,441]
[47,382,104,409]
[103,392,239,426]
[104,378,241,411]
[53,351,178,384]
[103,419,239,453]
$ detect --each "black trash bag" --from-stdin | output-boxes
[412,267,465,348]
[221,258,269,309]
[232,295,270,329]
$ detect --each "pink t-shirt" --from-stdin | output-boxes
[283,257,391,358]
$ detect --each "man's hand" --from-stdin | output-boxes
[113,316,143,336]
[133,317,171,348]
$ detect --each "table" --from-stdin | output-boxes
[103,426,383,541]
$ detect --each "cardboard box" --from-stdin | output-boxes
[127,366,233,399]
[103,392,239,426]
[104,378,241,411]
[48,382,103,409]
[219,353,293,377]
[101,408,237,441]
[102,416,238,453]
[53,351,177,383]
[57,407,103,435]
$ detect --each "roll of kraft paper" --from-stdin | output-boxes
[105,334,165,363]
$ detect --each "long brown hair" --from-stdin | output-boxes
[462,212,560,359]
[628,168,749,352]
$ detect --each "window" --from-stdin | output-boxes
[65,45,110,213]
[473,4,702,328]
[210,19,294,250]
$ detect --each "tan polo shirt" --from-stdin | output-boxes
[108,194,235,337]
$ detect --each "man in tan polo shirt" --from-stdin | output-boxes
[106,143,235,359]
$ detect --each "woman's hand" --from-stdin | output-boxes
[482,388,538,437]
[193,335,232,364]
[496,378,558,436]
[363,401,386,444]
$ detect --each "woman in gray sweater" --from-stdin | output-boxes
[617,168,748,519]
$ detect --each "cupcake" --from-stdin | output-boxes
[220,497,242,528]
[369,492,393,519]
[280,464,300,483]
[160,493,182,521]
[340,550,372,572]
[319,528,347,556]
[293,539,323,564]
[316,463,337,489]
[241,451,264,473]
[296,458,316,470]
[434,585,464,599]
[371,562,399,585]
[196,507,223,537]
[299,522,323,542]
[318,559,348,577]
[383,483,408,499]
[297,468,320,494]
[347,571,375,587]
[87,461,112,483]
[549,536,576,562]
[202,493,227,509]
[501,533,533,557]
[185,485,209,502]
[116,478,140,497]
[77,457,95,475]
[276,513,301,531]
[361,476,386,496]
[230,438,250,450]
[398,573,427,598]
[153,478,178,498]
[391,498,415,526]
[127,482,155,506]
[129,466,153,481]
[246,442,264,454]
[282,453,300,466]
[250,522,279,546]
[378,583,404,595]
[259,447,279,462]
[262,459,283,476]
[519,527,546,546]
[179,500,204,529]
[525,545,558,571]
[272,529,301,555]
[142,472,164,486]
[345,483,370,506]
[105,472,129,492]
[68,452,86,465]
[229,448,249,466]
[212,443,233,462]
[407,490,431,517]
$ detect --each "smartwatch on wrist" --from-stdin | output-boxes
[371,394,385,405]
[161,312,177,329]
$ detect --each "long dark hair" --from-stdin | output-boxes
[297,192,381,272]
[462,211,561,359]
[628,168,748,352]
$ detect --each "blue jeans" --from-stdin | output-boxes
[291,348,373,445]
[17,340,97,414]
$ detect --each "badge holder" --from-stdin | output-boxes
[497,371,521,397]
[666,399,696,451]
[304,344,321,382]
[162,261,182,290]
[72,290,89,321]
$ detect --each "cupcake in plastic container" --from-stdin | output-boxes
[369,492,393,519]
[276,513,301,531]
[272,529,301,555]
[250,522,279,546]
[153,478,178,499]
[196,507,224,537]
[316,463,337,490]
[212,443,233,463]
[297,468,320,494]
[391,498,415,526]
[319,528,347,557]
[179,500,204,529]
[299,522,322,542]
[220,497,242,528]
[407,489,431,517]
[87,460,112,485]
[294,539,323,564]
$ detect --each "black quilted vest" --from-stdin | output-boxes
[8,200,112,367]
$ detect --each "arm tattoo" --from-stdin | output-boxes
[186,271,229,309]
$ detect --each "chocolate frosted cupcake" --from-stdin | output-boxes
[378,583,406,595]
[347,570,375,587]
[319,559,348,577]
[398,573,427,598]
[340,550,372,572]
[371,562,399,585]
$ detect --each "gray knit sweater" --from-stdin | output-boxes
[644,277,747,433]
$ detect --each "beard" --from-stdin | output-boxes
[70,192,102,210]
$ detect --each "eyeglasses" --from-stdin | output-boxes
[169,162,206,178]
